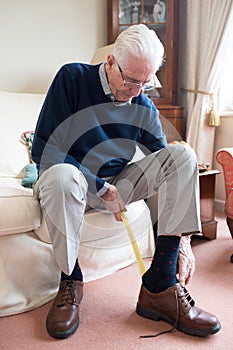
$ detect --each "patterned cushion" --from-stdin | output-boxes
[20,131,38,187]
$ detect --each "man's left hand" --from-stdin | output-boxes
[178,235,195,287]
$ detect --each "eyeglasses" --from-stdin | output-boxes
[116,60,156,92]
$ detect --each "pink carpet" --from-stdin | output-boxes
[1,210,233,350]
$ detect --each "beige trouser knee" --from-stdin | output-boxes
[108,143,201,236]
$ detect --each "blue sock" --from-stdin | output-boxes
[142,235,180,293]
[61,259,83,282]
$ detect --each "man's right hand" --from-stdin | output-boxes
[100,185,127,221]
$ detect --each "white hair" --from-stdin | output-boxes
[112,24,164,73]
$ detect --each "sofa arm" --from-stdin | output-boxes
[226,189,233,220]
[216,148,233,196]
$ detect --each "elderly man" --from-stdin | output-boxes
[32,24,221,339]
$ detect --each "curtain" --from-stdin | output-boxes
[179,0,233,165]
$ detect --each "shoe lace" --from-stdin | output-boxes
[140,286,195,339]
[57,280,77,306]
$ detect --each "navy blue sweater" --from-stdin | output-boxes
[32,63,167,193]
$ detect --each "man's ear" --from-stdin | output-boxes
[106,54,115,76]
[106,54,115,67]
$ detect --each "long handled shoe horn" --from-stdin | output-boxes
[120,211,146,277]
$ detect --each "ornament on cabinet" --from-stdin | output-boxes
[153,0,166,23]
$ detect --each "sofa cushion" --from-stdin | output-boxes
[79,200,154,282]
[0,178,41,236]
[0,90,44,178]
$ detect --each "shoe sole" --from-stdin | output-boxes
[136,303,221,337]
[46,316,80,339]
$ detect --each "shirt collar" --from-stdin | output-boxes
[99,63,131,106]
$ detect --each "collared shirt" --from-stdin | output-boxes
[99,63,132,106]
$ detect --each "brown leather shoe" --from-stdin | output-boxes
[136,283,221,337]
[46,280,83,338]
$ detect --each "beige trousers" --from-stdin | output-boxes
[34,143,201,275]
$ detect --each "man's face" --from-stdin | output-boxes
[106,54,155,102]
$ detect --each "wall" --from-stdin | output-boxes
[0,0,107,94]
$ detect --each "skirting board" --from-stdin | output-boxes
[215,199,225,213]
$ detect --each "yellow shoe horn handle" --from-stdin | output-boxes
[120,211,146,277]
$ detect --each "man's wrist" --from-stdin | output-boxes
[96,182,111,197]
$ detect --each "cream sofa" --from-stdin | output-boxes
[0,90,155,317]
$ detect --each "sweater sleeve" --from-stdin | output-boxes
[135,97,167,154]
[31,64,105,193]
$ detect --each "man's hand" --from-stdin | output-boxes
[178,235,195,287]
[100,184,127,221]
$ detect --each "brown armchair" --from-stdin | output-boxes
[216,148,233,261]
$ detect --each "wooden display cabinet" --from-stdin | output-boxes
[107,0,184,140]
